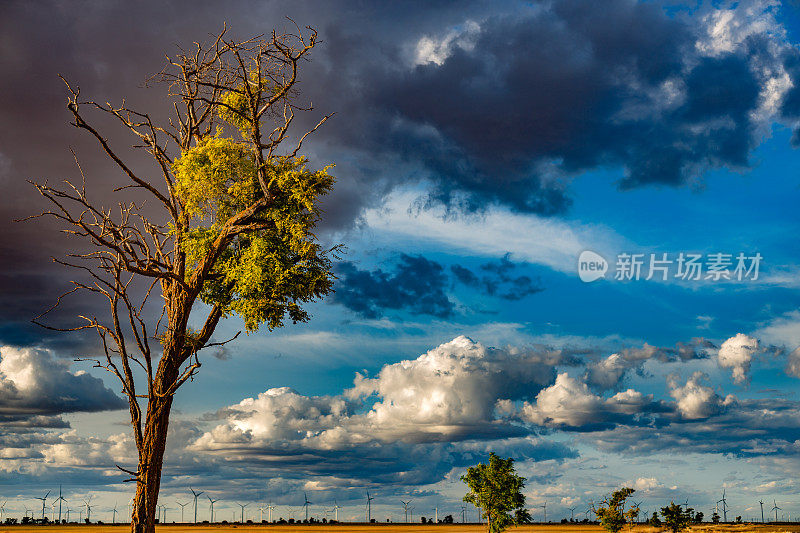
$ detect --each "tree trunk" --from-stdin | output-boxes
[131,395,174,533]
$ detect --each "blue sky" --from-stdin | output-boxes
[1,0,800,525]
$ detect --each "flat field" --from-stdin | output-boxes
[3,524,800,533]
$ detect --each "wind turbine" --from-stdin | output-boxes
[35,490,51,520]
[208,496,219,523]
[631,501,643,524]
[568,507,576,522]
[267,503,276,523]
[303,493,312,521]
[331,501,340,522]
[366,491,374,522]
[0,501,6,522]
[162,505,170,524]
[237,502,248,523]
[772,500,782,522]
[401,500,411,523]
[176,501,189,523]
[460,504,467,523]
[717,489,728,522]
[84,497,93,524]
[190,488,204,524]
[540,501,547,523]
[433,507,438,523]
[55,486,67,523]
[111,503,118,524]
[759,500,765,523]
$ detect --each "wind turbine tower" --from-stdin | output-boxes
[84,498,93,524]
[568,507,576,522]
[759,500,765,523]
[267,503,276,523]
[433,507,438,523]
[35,490,51,520]
[718,489,728,522]
[303,493,312,521]
[176,501,189,523]
[401,500,411,523]
[190,488,204,524]
[366,492,374,522]
[111,503,118,524]
[541,502,547,523]
[55,486,67,523]
[772,500,781,522]
[331,501,340,522]
[237,502,248,523]
[208,496,219,523]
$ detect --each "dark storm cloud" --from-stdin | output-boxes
[346,0,773,212]
[482,254,543,300]
[452,255,544,300]
[780,47,800,145]
[334,252,543,318]
[333,255,454,319]
[0,345,126,417]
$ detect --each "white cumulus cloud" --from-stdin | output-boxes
[718,333,760,384]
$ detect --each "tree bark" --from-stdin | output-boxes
[130,395,175,533]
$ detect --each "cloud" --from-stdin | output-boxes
[332,254,454,318]
[0,345,126,417]
[787,347,800,379]
[191,336,578,483]
[338,0,795,216]
[474,254,544,300]
[629,476,662,492]
[584,339,713,391]
[346,336,561,438]
[718,333,761,384]
[333,253,544,319]
[668,372,736,420]
[362,189,625,273]
[519,372,656,430]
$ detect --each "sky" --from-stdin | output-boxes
[1,0,800,525]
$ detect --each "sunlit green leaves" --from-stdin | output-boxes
[171,122,336,332]
[461,453,527,533]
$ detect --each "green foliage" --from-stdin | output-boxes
[172,122,336,332]
[648,512,661,526]
[219,88,252,135]
[711,512,720,524]
[694,511,704,523]
[461,453,528,533]
[594,487,635,533]
[660,501,694,533]
[514,508,532,524]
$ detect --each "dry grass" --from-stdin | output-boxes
[2,524,800,533]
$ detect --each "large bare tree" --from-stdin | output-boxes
[29,25,336,533]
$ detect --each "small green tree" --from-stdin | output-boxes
[648,512,661,526]
[694,511,704,523]
[660,501,694,533]
[462,453,528,533]
[594,488,635,533]
[712,512,720,524]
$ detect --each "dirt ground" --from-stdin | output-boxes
[2,524,800,533]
